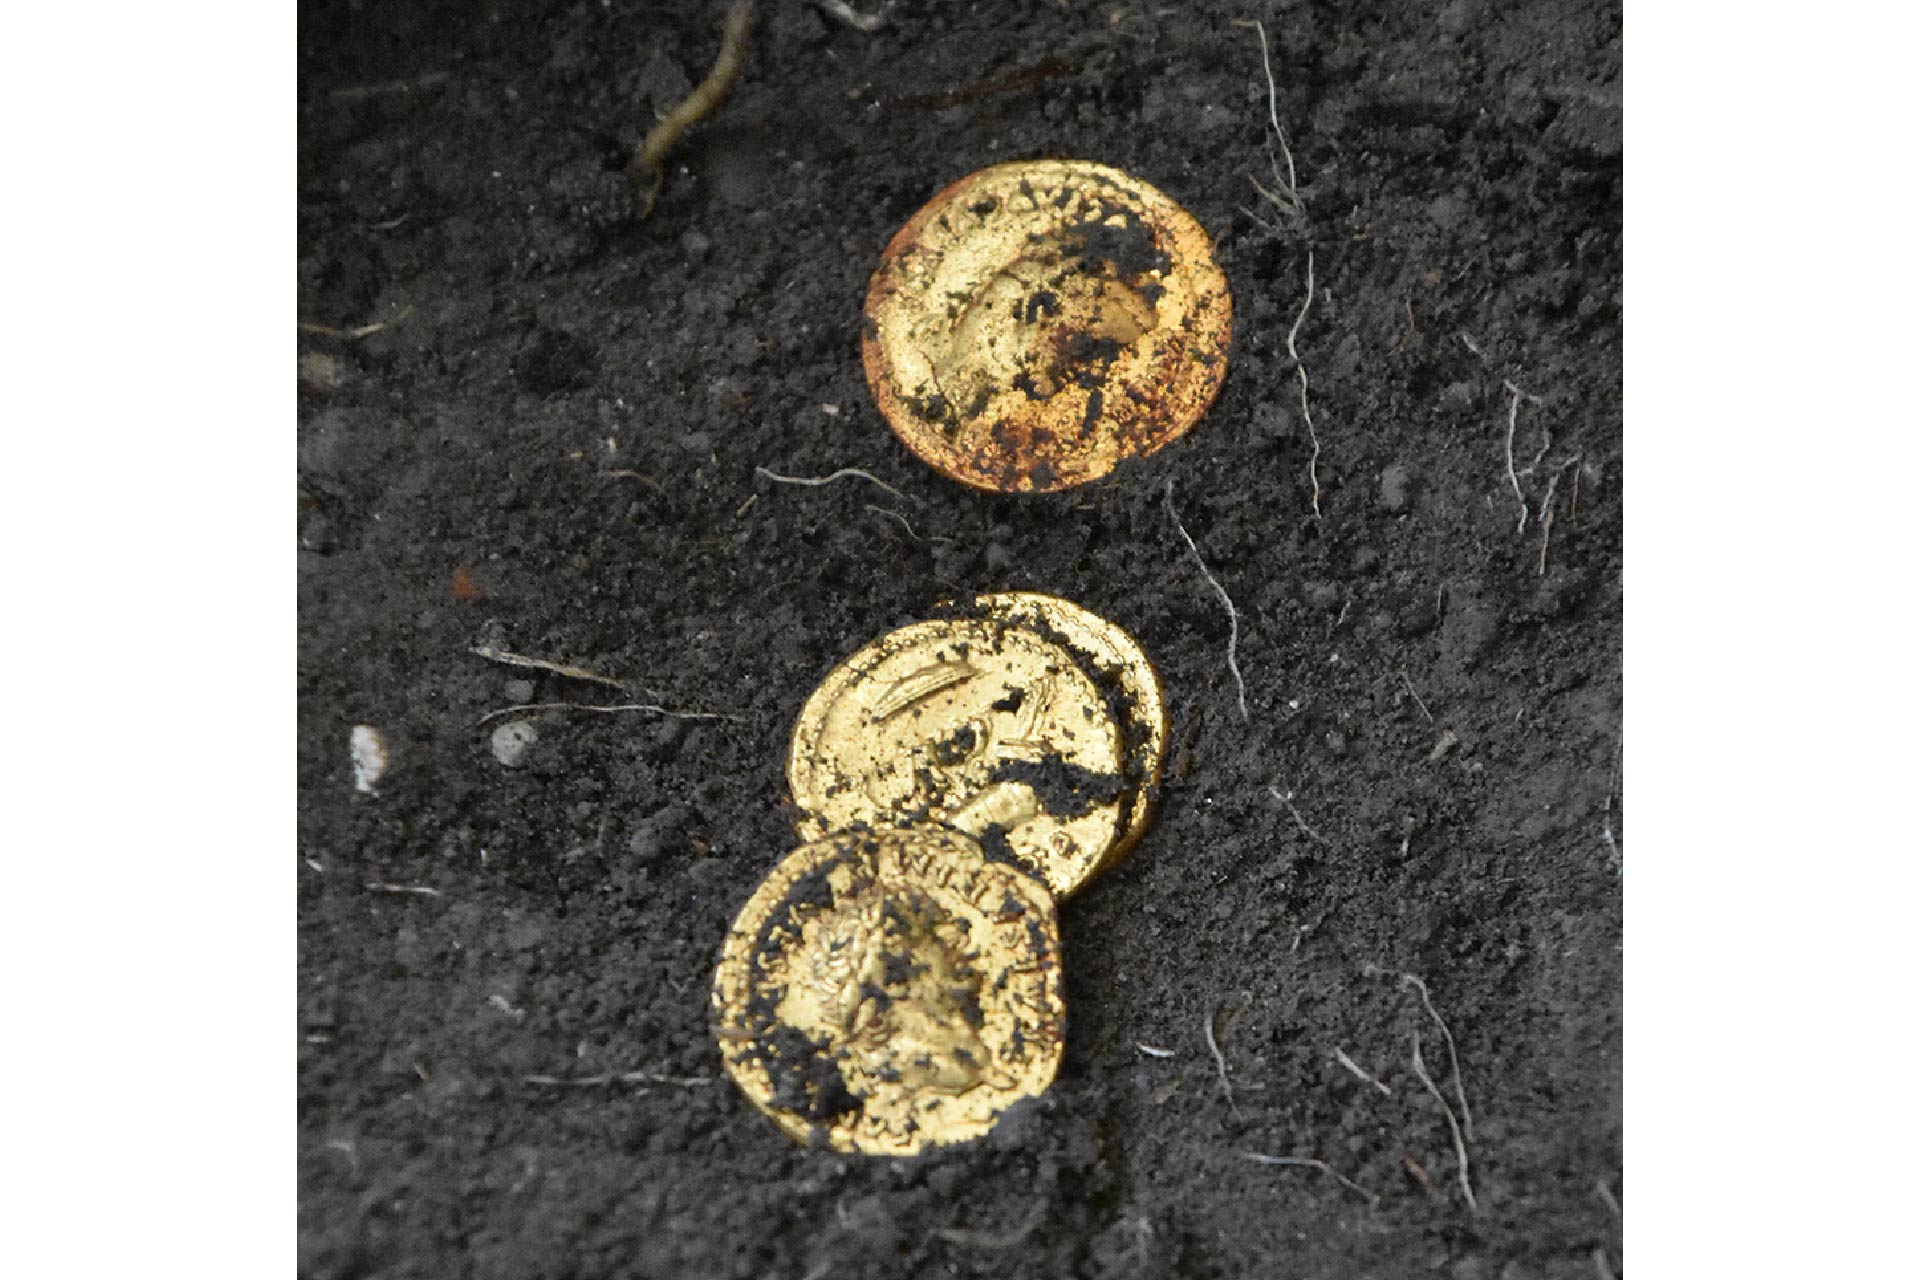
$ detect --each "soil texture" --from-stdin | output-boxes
[299,1,1622,1275]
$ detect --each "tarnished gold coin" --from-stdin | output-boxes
[788,617,1127,898]
[710,827,1066,1155]
[963,593,1168,877]
[862,159,1232,493]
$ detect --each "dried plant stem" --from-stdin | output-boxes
[477,701,737,727]
[632,3,754,217]
[469,644,633,694]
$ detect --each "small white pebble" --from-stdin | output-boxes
[299,351,347,392]
[491,720,539,768]
[350,725,388,795]
[820,403,841,416]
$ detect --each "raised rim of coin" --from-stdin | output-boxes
[955,592,1167,878]
[862,159,1233,493]
[710,826,1066,1155]
[787,616,1128,898]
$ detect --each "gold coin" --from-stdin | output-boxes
[710,826,1066,1155]
[788,617,1126,898]
[862,159,1232,493]
[962,593,1167,877]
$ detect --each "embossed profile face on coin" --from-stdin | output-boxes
[789,618,1127,897]
[710,827,1066,1155]
[862,159,1232,493]
[965,593,1168,877]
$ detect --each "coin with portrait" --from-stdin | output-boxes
[710,826,1066,1155]
[787,617,1127,898]
[862,159,1232,492]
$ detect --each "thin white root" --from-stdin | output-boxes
[1400,974,1474,1137]
[1268,786,1329,847]
[1536,454,1583,574]
[1239,20,1320,518]
[1522,422,1552,478]
[1331,1046,1394,1098]
[866,504,916,538]
[299,319,388,340]
[477,701,739,727]
[1166,482,1248,721]
[1254,24,1300,206]
[469,644,634,694]
[1595,1179,1621,1216]
[524,1070,714,1088]
[1137,1043,1176,1059]
[865,503,956,546]
[1203,1003,1241,1118]
[814,0,889,31]
[1411,1031,1478,1213]
[755,465,906,501]
[1291,249,1321,520]
[1244,20,1305,222]
[1244,21,1305,230]
[364,882,441,897]
[1503,382,1530,533]
[1540,455,1581,521]
[1241,1152,1377,1205]
[1499,379,1553,538]
[1399,669,1434,723]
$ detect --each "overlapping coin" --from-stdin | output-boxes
[862,159,1232,493]
[712,598,1166,1154]
[958,592,1168,877]
[787,615,1129,898]
[710,826,1065,1156]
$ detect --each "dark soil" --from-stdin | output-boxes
[298,2,1622,1277]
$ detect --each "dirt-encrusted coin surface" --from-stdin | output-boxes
[862,159,1233,492]
[788,617,1127,897]
[710,827,1066,1155]
[962,592,1168,876]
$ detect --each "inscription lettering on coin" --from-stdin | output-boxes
[788,618,1127,897]
[710,828,1066,1155]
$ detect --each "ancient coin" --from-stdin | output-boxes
[788,617,1127,898]
[962,593,1168,876]
[710,826,1066,1155]
[862,159,1232,493]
